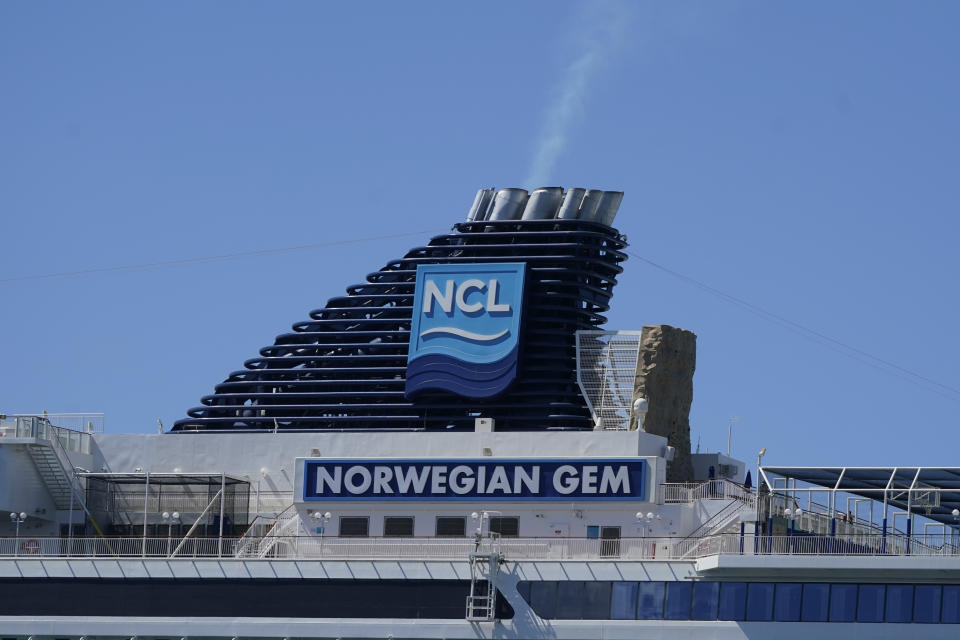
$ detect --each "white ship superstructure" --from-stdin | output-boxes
[2,188,958,639]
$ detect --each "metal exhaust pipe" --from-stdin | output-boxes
[577,189,605,222]
[521,187,564,220]
[467,188,495,222]
[487,188,529,221]
[595,191,624,226]
[556,188,586,219]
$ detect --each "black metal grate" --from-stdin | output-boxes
[173,219,627,432]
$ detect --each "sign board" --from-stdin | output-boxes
[405,262,526,398]
[300,458,647,502]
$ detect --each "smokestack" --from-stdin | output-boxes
[522,187,564,220]
[466,188,495,222]
[595,191,624,226]
[556,188,586,219]
[487,188,529,221]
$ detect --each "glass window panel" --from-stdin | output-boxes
[610,582,638,620]
[529,582,557,619]
[556,582,585,620]
[774,583,802,622]
[801,584,830,622]
[830,584,857,622]
[943,586,960,623]
[636,582,665,620]
[746,583,774,621]
[582,582,612,619]
[383,516,413,537]
[488,517,519,537]
[664,582,693,620]
[339,517,368,537]
[885,584,913,623]
[718,582,747,621]
[435,517,465,537]
[691,582,719,620]
[914,585,941,624]
[857,584,885,622]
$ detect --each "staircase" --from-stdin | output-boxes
[465,552,499,621]
[20,418,85,510]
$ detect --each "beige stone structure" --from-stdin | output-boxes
[633,325,697,483]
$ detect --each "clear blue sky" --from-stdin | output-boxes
[2,2,958,468]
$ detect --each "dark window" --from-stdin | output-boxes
[943,585,960,623]
[582,582,612,619]
[801,583,829,622]
[857,584,885,622]
[746,583,774,621]
[914,585,941,623]
[774,583,802,622]
[829,584,857,622]
[489,517,519,537]
[383,516,413,537]
[556,582,585,620]
[718,582,747,621]
[636,582,665,619]
[610,582,638,619]
[339,517,368,537]
[664,582,692,620]
[435,517,465,537]
[691,581,719,620]
[529,582,557,619]
[885,584,913,623]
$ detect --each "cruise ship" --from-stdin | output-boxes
[2,186,959,639]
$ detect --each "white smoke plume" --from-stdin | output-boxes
[524,2,630,188]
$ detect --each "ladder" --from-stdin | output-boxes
[465,552,499,622]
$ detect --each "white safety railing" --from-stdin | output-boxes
[4,533,959,561]
[662,479,755,505]
[0,537,239,558]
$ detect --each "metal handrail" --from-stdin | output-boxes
[5,532,959,561]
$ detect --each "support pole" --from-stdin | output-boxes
[218,473,226,558]
[142,472,150,557]
[68,486,75,555]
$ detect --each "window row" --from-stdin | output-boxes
[332,516,519,537]
[517,581,960,624]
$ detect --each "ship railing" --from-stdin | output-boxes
[661,479,754,505]
[0,536,240,558]
[4,533,960,560]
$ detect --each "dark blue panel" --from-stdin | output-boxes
[746,583,774,621]
[610,582,638,620]
[801,583,830,622]
[885,584,913,623]
[582,582,612,619]
[556,582,585,620]
[718,582,747,621]
[664,582,692,620]
[914,585,941,623]
[303,458,646,501]
[636,582,665,620]
[774,583,802,622]
[943,586,960,623]
[529,581,557,619]
[691,582,719,620]
[174,220,628,432]
[857,584,885,622]
[830,584,857,622]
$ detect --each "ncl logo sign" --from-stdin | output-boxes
[406,263,526,399]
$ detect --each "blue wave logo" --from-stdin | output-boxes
[406,263,526,399]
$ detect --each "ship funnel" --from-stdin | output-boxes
[577,189,605,222]
[595,191,624,226]
[467,187,495,221]
[556,188,586,219]
[522,187,564,220]
[488,188,529,220]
